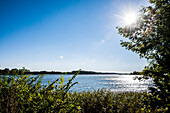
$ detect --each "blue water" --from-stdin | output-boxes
[42,74,152,92]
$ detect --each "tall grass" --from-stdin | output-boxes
[69,90,145,113]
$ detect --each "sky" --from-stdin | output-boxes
[0,0,150,72]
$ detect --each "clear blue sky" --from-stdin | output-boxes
[0,0,149,72]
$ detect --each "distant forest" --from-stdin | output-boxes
[0,68,131,75]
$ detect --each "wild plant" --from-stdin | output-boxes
[0,68,80,113]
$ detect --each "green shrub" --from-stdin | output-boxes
[0,69,80,113]
[1,68,156,113]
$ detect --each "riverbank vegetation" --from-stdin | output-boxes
[1,69,167,113]
[0,72,150,113]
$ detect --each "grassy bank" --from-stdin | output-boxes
[69,90,145,113]
[0,74,152,113]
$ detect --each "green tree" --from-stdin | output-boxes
[117,0,169,112]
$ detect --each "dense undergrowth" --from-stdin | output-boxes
[0,70,157,113]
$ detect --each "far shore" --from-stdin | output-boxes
[24,71,130,75]
[0,68,132,75]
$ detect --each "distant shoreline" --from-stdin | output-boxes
[0,68,131,75]
[24,71,130,75]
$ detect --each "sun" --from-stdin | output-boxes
[123,11,137,25]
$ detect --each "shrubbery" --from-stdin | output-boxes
[0,69,80,113]
[0,69,148,113]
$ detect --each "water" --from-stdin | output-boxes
[42,74,152,92]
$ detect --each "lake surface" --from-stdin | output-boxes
[42,74,152,92]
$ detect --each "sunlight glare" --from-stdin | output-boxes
[113,0,140,27]
[124,11,137,25]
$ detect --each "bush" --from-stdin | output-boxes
[0,69,154,113]
[0,69,80,113]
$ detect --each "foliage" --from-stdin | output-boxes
[0,68,30,75]
[0,68,153,113]
[117,0,170,112]
[0,68,80,113]
[130,71,142,75]
[70,89,146,113]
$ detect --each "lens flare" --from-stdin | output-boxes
[124,12,137,25]
[113,0,142,27]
